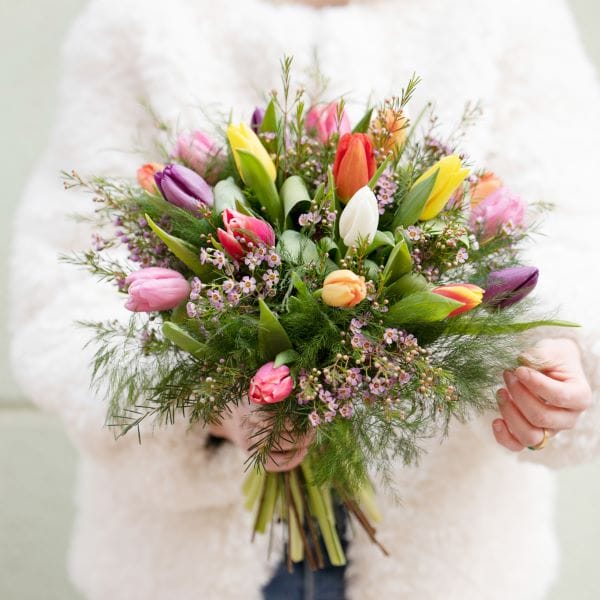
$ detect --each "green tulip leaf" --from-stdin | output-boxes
[368,156,392,190]
[273,349,300,368]
[382,239,413,284]
[385,273,430,300]
[277,230,319,265]
[145,214,211,278]
[260,99,278,134]
[366,230,395,254]
[213,177,250,214]
[352,107,374,134]
[364,259,380,282]
[258,299,293,361]
[281,175,311,227]
[162,322,206,358]
[392,170,438,229]
[385,291,462,325]
[236,149,282,226]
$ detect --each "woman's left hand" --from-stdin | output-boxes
[492,338,593,451]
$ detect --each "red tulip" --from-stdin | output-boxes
[332,133,377,203]
[217,208,275,261]
[431,283,484,317]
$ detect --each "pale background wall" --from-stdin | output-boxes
[1,1,599,598]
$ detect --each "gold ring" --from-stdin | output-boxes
[528,428,549,451]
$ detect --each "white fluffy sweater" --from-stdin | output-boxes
[10,0,600,598]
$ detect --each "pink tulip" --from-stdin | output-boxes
[306,102,351,143]
[249,362,294,405]
[124,268,190,312]
[217,208,275,261]
[470,187,526,240]
[173,130,222,184]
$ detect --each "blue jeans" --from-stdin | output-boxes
[262,508,348,600]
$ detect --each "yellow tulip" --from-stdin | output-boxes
[227,122,276,182]
[415,155,470,221]
[322,269,367,308]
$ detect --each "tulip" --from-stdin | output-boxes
[338,186,379,248]
[137,163,163,193]
[370,108,409,156]
[322,269,367,308]
[431,283,484,317]
[227,122,277,182]
[414,155,470,221]
[306,102,351,143]
[469,172,503,208]
[470,187,525,241]
[250,107,265,133]
[483,267,539,308]
[217,208,275,261]
[333,133,377,203]
[173,130,222,184]
[124,268,190,312]
[155,164,214,213]
[249,362,294,405]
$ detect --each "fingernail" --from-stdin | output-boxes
[514,366,529,381]
[504,370,517,384]
[492,420,503,433]
[496,389,505,403]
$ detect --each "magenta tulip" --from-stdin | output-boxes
[306,102,351,143]
[217,208,275,261]
[470,187,525,240]
[249,362,294,405]
[173,131,222,184]
[125,268,190,312]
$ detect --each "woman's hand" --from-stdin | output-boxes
[492,338,592,451]
[208,401,313,472]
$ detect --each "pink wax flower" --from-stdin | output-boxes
[470,187,526,241]
[306,102,351,143]
[173,130,222,184]
[249,362,294,405]
[217,208,275,261]
[124,268,190,312]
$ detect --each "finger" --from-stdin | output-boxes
[492,418,525,452]
[503,371,580,430]
[496,388,547,448]
[514,366,592,411]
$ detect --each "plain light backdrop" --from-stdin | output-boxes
[1,1,599,599]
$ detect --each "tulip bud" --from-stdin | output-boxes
[137,163,163,193]
[431,283,484,317]
[173,130,223,184]
[125,268,190,312]
[154,164,214,213]
[322,269,367,308]
[249,362,294,405]
[333,133,377,203]
[469,187,525,241]
[251,107,265,133]
[370,108,409,156]
[306,102,351,143]
[217,208,275,261]
[338,186,379,248]
[415,155,470,221]
[227,122,277,182]
[483,266,539,308]
[469,172,503,208]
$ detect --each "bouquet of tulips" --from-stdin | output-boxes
[65,60,573,569]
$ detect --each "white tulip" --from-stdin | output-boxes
[338,186,379,248]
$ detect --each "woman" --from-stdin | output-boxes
[10,0,600,598]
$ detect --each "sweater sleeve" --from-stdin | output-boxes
[484,0,600,468]
[8,0,245,510]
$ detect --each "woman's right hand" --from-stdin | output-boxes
[209,401,313,472]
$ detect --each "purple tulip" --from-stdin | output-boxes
[154,164,213,213]
[483,266,539,308]
[251,107,265,133]
[124,268,190,312]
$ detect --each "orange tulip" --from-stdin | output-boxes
[371,108,409,156]
[322,269,367,308]
[137,163,163,193]
[470,172,503,208]
[332,133,377,203]
[431,283,484,317]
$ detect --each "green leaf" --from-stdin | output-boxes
[213,177,249,214]
[364,259,380,281]
[382,239,412,284]
[392,170,438,229]
[366,230,395,254]
[385,291,462,325]
[145,214,211,278]
[281,175,311,227]
[236,149,282,226]
[317,237,341,263]
[445,318,580,336]
[258,299,293,361]
[385,273,429,300]
[260,99,278,134]
[277,230,319,265]
[368,156,392,190]
[273,349,299,368]
[162,322,206,358]
[352,107,374,133]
